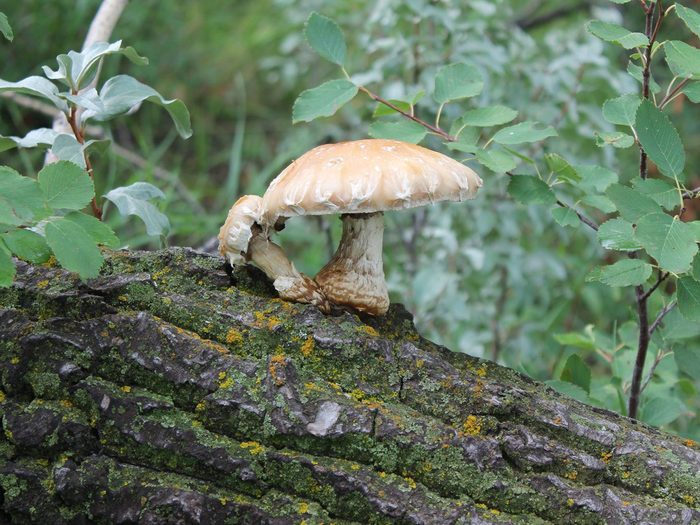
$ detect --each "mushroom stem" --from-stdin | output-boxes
[315,212,389,315]
[248,231,330,313]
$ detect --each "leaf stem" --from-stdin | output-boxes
[67,103,102,220]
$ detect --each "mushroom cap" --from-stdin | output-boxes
[218,195,263,266]
[260,139,482,225]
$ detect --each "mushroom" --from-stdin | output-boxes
[260,139,482,315]
[218,195,329,312]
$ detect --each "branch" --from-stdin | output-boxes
[682,187,700,200]
[639,349,667,395]
[649,301,677,336]
[555,199,599,231]
[641,271,669,301]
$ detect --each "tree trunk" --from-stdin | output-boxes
[0,248,698,524]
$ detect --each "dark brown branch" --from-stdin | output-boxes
[649,300,677,335]
[641,271,669,301]
[628,282,650,419]
[555,199,599,231]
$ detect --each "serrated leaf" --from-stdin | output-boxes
[0,166,46,223]
[640,397,684,427]
[676,4,700,38]
[598,259,652,287]
[582,195,617,213]
[0,240,15,287]
[0,12,13,41]
[636,100,685,181]
[492,121,557,145]
[292,79,358,123]
[678,277,700,321]
[462,105,517,127]
[45,218,103,279]
[50,135,109,169]
[1,229,51,263]
[433,63,483,103]
[38,161,94,210]
[76,75,191,138]
[373,99,411,118]
[636,213,698,273]
[598,218,642,251]
[683,82,700,102]
[507,175,556,205]
[304,12,346,66]
[553,332,596,351]
[42,40,148,91]
[560,354,591,393]
[586,21,649,49]
[368,119,426,143]
[0,76,67,112]
[551,207,579,228]
[476,149,516,173]
[64,211,119,248]
[632,178,679,210]
[575,165,618,193]
[606,184,659,222]
[595,131,634,148]
[602,94,641,127]
[545,154,579,183]
[0,128,60,153]
[675,347,700,380]
[103,183,170,237]
[665,40,700,79]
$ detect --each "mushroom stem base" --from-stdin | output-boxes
[315,213,389,316]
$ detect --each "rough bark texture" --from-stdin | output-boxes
[0,248,699,524]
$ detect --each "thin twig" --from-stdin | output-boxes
[556,199,599,231]
[649,301,677,335]
[659,78,690,110]
[639,349,667,395]
[68,104,102,219]
[682,187,700,200]
[641,271,669,301]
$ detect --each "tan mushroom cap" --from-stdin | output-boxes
[261,139,482,225]
[218,195,263,266]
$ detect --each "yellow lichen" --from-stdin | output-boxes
[358,325,379,337]
[269,353,287,386]
[684,439,696,448]
[225,328,244,345]
[416,359,425,369]
[59,399,73,409]
[195,402,206,412]
[566,498,575,507]
[404,477,417,489]
[564,470,578,481]
[622,501,631,507]
[621,471,630,479]
[379,471,387,478]
[601,451,613,464]
[300,336,314,357]
[240,441,265,455]
[10,357,19,365]
[0,391,5,403]
[462,415,482,436]
[218,373,234,389]
[476,364,488,377]
[219,497,227,505]
[683,495,696,506]
[36,279,49,289]
[120,386,132,393]
[118,295,128,302]
[298,502,309,514]
[350,463,361,471]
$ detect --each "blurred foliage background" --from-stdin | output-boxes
[2,0,700,436]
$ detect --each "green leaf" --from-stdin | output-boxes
[597,218,642,251]
[639,397,684,427]
[627,62,661,93]
[461,105,517,127]
[49,135,109,169]
[676,4,700,38]
[594,131,634,149]
[76,75,191,139]
[683,82,700,103]
[103,182,170,237]
[693,252,700,281]
[1,229,51,263]
[664,40,700,79]
[545,380,589,403]
[42,40,148,91]
[368,119,426,143]
[0,12,13,41]
[636,213,698,273]
[560,354,591,393]
[0,76,67,112]
[492,121,557,145]
[45,218,103,279]
[551,207,579,228]
[597,259,652,287]
[636,100,685,181]
[476,149,516,173]
[373,99,411,118]
[606,184,660,222]
[675,347,700,380]
[507,175,556,205]
[433,63,484,103]
[0,241,15,287]
[37,161,94,210]
[586,21,649,49]
[582,195,616,214]
[304,12,346,66]
[575,165,618,193]
[553,332,595,351]
[632,178,679,210]
[63,211,119,248]
[0,166,46,224]
[0,128,60,153]
[602,94,641,127]
[545,154,579,183]
[678,277,700,321]
[292,79,358,123]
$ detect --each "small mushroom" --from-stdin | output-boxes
[260,139,482,315]
[218,195,329,311]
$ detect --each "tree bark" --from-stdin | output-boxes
[0,248,698,524]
